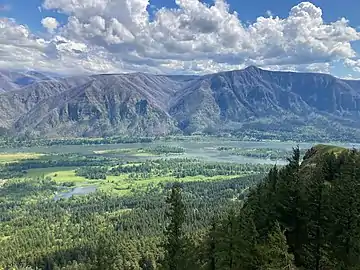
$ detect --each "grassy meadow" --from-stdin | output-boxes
[25,164,246,196]
[0,152,44,163]
[1,138,336,200]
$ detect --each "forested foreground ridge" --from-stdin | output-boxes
[2,144,360,269]
[161,145,360,270]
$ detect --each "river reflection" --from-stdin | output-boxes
[54,186,96,201]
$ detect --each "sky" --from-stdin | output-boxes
[1,0,360,78]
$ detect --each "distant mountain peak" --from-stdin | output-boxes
[1,68,360,140]
[244,65,260,70]
[243,65,263,72]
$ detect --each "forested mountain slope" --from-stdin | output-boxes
[1,67,360,140]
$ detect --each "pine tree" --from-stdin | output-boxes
[203,218,217,270]
[214,207,239,270]
[276,146,307,265]
[181,232,203,270]
[234,210,259,270]
[303,162,331,269]
[162,182,186,270]
[139,255,154,270]
[214,206,259,270]
[257,222,294,270]
[94,231,119,270]
[329,151,360,269]
[286,146,301,171]
[248,166,279,240]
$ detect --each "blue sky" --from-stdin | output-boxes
[1,0,360,77]
[1,0,67,31]
[4,0,360,33]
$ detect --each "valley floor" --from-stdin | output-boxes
[1,136,358,268]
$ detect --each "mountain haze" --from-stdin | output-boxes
[1,66,360,140]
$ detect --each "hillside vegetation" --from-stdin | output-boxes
[2,67,360,141]
[2,144,360,269]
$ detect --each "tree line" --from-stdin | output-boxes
[0,173,262,269]
[0,136,153,148]
[162,146,360,269]
[3,145,360,269]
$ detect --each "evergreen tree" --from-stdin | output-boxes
[247,166,279,240]
[277,146,307,265]
[162,182,186,270]
[203,218,217,270]
[329,151,360,269]
[214,207,239,270]
[181,232,203,270]
[257,222,294,270]
[94,231,119,270]
[234,209,259,270]
[303,162,331,269]
[139,255,154,270]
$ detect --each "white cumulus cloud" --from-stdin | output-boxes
[41,17,59,33]
[0,0,359,76]
[344,58,360,73]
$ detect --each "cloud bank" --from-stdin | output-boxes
[0,0,359,76]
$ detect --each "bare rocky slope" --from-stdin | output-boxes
[1,66,360,140]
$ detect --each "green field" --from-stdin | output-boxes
[2,137,350,200]
[103,174,245,195]
[312,144,347,155]
[26,165,247,196]
[0,139,333,195]
[26,167,78,177]
[0,152,44,163]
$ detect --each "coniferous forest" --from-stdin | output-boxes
[2,144,360,269]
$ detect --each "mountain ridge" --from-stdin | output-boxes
[2,66,360,140]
